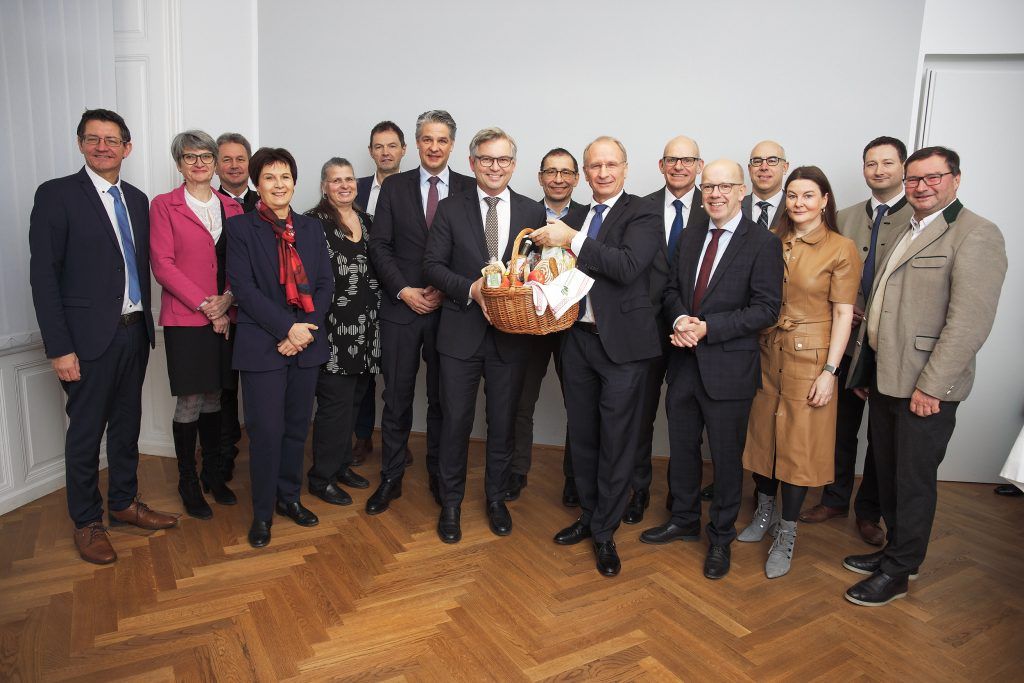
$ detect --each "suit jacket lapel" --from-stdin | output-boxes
[462,191,488,262]
[893,216,949,270]
[409,171,428,232]
[680,220,707,305]
[78,170,121,252]
[171,186,213,238]
[596,194,630,243]
[701,219,747,303]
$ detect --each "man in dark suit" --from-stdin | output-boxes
[530,136,663,577]
[800,136,913,546]
[215,132,259,212]
[741,140,789,229]
[366,110,476,514]
[29,108,177,565]
[508,147,584,506]
[640,159,782,580]
[423,127,545,542]
[355,120,407,217]
[626,135,709,525]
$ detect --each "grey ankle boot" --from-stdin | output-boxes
[738,492,776,542]
[765,519,797,578]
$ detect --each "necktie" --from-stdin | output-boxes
[861,203,888,298]
[692,228,724,312]
[756,200,771,229]
[108,185,141,304]
[484,196,500,260]
[578,204,608,318]
[668,199,685,263]
[425,176,440,228]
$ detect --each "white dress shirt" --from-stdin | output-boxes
[84,165,143,314]
[663,185,697,243]
[477,186,512,261]
[184,189,223,243]
[871,190,905,215]
[751,189,784,226]
[366,175,384,215]
[419,165,452,215]
[571,190,624,323]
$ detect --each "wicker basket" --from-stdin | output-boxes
[481,229,579,335]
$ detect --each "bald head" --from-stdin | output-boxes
[659,135,704,197]
[700,159,746,227]
[748,140,789,198]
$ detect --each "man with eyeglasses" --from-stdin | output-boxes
[356,121,407,217]
[506,148,585,506]
[742,141,790,229]
[215,132,258,212]
[423,127,545,543]
[642,159,782,580]
[30,108,176,565]
[367,110,476,515]
[530,136,663,577]
[800,136,913,546]
[622,136,710,525]
[843,146,1006,606]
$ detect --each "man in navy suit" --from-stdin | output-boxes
[215,132,259,213]
[29,109,177,565]
[640,159,782,580]
[356,121,407,217]
[423,127,545,542]
[366,110,476,514]
[530,136,664,577]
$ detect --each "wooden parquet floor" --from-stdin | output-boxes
[1,433,1022,682]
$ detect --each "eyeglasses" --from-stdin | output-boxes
[585,161,624,173]
[749,156,785,167]
[540,168,577,179]
[904,172,952,188]
[182,152,215,166]
[475,156,514,168]
[80,134,125,148]
[662,156,700,167]
[699,182,740,195]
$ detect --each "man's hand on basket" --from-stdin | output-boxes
[470,277,492,323]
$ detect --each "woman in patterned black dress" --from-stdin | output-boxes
[305,158,382,505]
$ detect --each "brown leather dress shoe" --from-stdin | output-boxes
[799,504,848,523]
[856,518,885,546]
[109,499,178,530]
[74,522,117,564]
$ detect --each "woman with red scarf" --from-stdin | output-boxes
[226,147,333,548]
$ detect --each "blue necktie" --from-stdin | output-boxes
[861,203,888,299]
[108,185,141,304]
[578,204,608,318]
[668,199,684,263]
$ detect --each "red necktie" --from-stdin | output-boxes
[425,176,440,228]
[692,228,724,312]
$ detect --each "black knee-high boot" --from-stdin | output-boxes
[198,411,237,505]
[173,420,213,519]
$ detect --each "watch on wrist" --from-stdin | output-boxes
[823,363,839,376]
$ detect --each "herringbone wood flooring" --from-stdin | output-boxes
[1,433,1022,681]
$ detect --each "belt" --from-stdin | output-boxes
[575,321,599,335]
[119,312,143,327]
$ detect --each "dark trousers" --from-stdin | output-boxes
[511,333,572,479]
[240,361,318,522]
[562,326,647,543]
[220,324,241,472]
[634,347,668,492]
[354,374,377,440]
[819,356,881,520]
[437,331,525,506]
[62,322,149,527]
[869,383,959,578]
[665,352,752,546]
[379,312,441,480]
[310,372,371,489]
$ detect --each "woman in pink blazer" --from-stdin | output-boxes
[150,129,244,519]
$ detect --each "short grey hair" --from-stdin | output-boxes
[216,132,252,157]
[171,129,218,163]
[469,127,517,159]
[583,135,628,165]
[415,109,457,140]
[320,156,353,183]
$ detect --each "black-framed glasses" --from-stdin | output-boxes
[699,182,740,195]
[182,152,215,165]
[662,156,700,167]
[80,134,125,148]
[749,156,785,167]
[904,172,952,188]
[540,168,577,179]
[475,156,514,168]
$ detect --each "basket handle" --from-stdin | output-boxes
[508,228,536,263]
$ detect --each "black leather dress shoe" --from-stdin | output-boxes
[562,477,580,508]
[622,489,650,525]
[639,521,701,544]
[700,482,715,501]
[704,544,731,579]
[437,506,461,543]
[275,500,320,526]
[309,482,352,506]
[429,473,442,506]
[594,540,621,577]
[995,483,1024,497]
[487,500,512,536]
[365,477,403,515]
[504,473,527,502]
[553,518,592,545]
[337,467,369,489]
[842,550,919,580]
[248,519,272,548]
[845,570,909,606]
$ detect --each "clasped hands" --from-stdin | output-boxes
[670,316,707,348]
[277,322,318,356]
[400,285,443,314]
[199,293,233,339]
